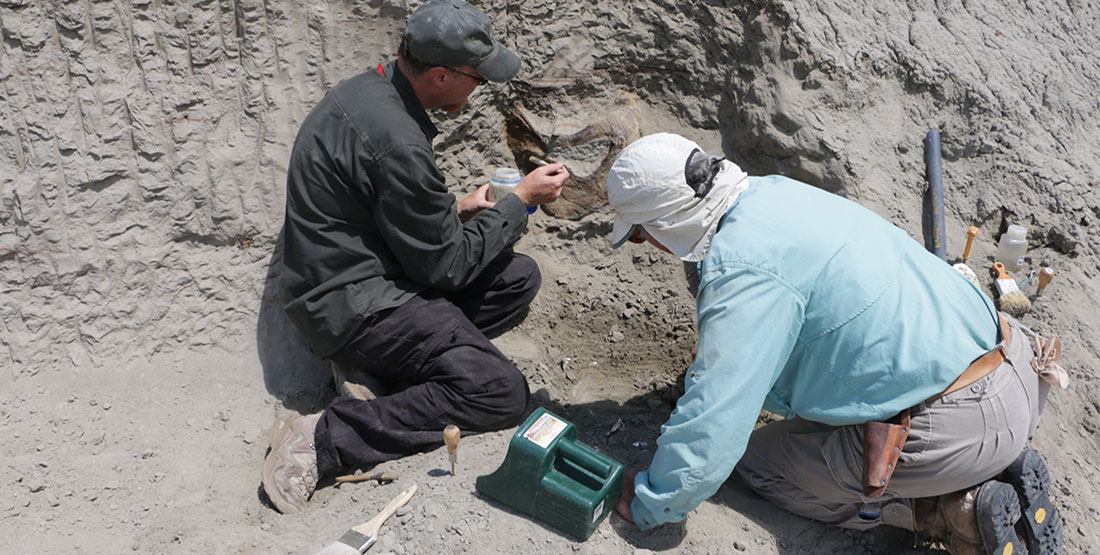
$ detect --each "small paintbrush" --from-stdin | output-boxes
[992,262,1031,316]
[528,155,569,177]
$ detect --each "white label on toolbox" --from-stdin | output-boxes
[593,500,605,523]
[523,413,567,449]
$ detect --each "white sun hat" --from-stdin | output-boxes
[607,133,749,262]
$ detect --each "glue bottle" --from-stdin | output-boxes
[995,225,1028,274]
[489,168,537,214]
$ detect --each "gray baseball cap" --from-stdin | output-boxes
[404,0,521,83]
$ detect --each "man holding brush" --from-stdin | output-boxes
[607,133,1066,554]
[262,0,569,514]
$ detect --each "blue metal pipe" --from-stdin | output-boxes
[924,130,947,261]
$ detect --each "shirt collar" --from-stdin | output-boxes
[387,61,439,141]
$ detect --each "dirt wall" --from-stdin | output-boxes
[2,1,1098,553]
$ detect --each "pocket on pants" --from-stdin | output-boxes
[821,425,866,498]
[979,389,1026,470]
[348,323,426,378]
[346,312,462,380]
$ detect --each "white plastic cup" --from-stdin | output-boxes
[995,225,1028,274]
[488,167,536,214]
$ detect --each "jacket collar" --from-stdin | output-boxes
[387,61,439,141]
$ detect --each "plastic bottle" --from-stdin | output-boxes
[995,225,1028,274]
[489,168,537,214]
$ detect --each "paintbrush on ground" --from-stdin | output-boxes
[992,262,1032,316]
[315,484,417,555]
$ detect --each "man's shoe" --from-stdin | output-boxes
[262,413,321,514]
[332,362,387,401]
[1001,450,1063,554]
[914,481,1026,555]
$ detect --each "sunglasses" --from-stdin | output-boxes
[684,148,726,198]
[448,67,488,85]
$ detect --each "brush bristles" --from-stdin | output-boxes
[953,263,980,287]
[999,290,1032,316]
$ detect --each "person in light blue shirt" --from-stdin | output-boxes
[605,134,1064,555]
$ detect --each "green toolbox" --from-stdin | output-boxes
[475,407,624,540]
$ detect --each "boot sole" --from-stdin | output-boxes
[1002,450,1063,554]
[976,481,1027,555]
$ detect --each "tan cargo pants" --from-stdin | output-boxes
[734,320,1050,530]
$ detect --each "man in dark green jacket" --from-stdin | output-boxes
[262,0,569,514]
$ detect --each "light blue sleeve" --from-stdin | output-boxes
[630,264,805,530]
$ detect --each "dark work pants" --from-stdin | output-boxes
[314,252,540,477]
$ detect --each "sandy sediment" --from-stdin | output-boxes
[2,1,1098,553]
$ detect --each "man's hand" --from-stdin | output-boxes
[457,183,494,222]
[614,469,637,526]
[512,163,569,206]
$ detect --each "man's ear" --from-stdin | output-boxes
[427,66,450,87]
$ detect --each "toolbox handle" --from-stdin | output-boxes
[557,440,613,480]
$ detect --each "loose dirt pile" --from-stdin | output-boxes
[2,1,1098,553]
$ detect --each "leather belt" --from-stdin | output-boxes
[926,313,1012,403]
[862,313,1012,497]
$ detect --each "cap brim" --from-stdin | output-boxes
[610,218,636,249]
[474,42,521,82]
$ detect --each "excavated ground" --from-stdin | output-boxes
[2,1,1099,553]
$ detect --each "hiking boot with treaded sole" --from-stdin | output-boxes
[1001,450,1063,554]
[976,481,1027,555]
[914,480,1027,555]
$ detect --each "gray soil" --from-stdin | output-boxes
[2,1,1099,553]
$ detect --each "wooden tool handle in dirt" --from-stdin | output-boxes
[334,471,397,484]
[444,425,460,476]
[1037,267,1055,295]
[963,226,978,262]
[443,425,460,454]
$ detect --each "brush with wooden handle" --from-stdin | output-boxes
[528,155,570,177]
[314,484,418,555]
[992,262,1032,316]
